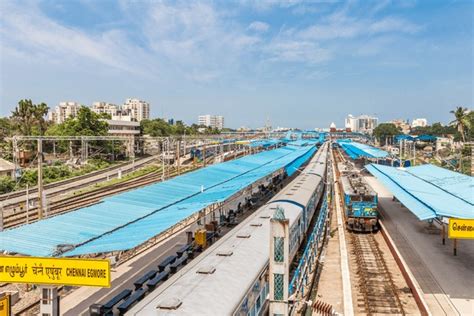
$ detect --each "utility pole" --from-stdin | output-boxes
[161,139,166,181]
[38,138,44,220]
[26,184,29,224]
[203,143,207,167]
[176,140,181,175]
[399,139,402,167]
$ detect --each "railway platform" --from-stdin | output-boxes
[313,147,421,315]
[366,176,474,316]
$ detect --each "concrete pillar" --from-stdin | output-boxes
[269,206,290,316]
[40,286,59,316]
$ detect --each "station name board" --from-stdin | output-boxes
[448,218,474,239]
[0,256,110,287]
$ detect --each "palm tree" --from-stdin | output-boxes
[450,106,469,142]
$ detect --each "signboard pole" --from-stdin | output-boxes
[453,238,457,256]
[441,224,445,245]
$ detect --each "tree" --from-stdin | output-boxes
[0,176,16,194]
[450,107,470,142]
[46,106,108,136]
[11,99,49,136]
[373,123,401,146]
[0,117,13,140]
[140,118,172,136]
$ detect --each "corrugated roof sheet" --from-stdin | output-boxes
[339,141,388,158]
[66,146,316,256]
[366,163,474,220]
[0,145,315,257]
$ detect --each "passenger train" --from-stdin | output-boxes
[338,161,379,232]
[126,142,329,316]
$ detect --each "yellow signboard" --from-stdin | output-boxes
[448,218,474,239]
[0,295,10,316]
[0,256,110,287]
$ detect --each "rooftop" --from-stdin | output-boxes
[366,163,474,220]
[0,145,316,257]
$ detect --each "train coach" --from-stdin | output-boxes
[125,143,329,316]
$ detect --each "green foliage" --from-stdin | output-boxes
[411,122,457,136]
[11,159,113,189]
[449,106,470,142]
[141,119,221,136]
[0,176,16,194]
[0,117,13,140]
[11,99,49,136]
[373,123,401,145]
[46,106,108,136]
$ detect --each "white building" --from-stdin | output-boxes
[390,119,411,134]
[345,114,378,133]
[48,101,81,124]
[105,120,140,136]
[91,102,120,117]
[412,118,428,128]
[198,115,224,130]
[123,98,150,122]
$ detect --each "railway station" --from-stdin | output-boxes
[0,133,472,316]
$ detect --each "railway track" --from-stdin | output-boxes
[0,156,158,203]
[350,232,405,315]
[3,165,198,229]
[332,143,407,315]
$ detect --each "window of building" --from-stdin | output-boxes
[42,288,49,304]
[273,273,284,301]
[274,237,284,262]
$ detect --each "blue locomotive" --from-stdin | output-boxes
[339,166,378,232]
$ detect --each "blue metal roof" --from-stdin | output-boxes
[366,163,474,220]
[0,145,316,257]
[338,141,388,159]
[65,146,317,256]
[249,139,282,148]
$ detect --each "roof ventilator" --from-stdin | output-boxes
[237,231,251,238]
[216,250,233,256]
[197,265,216,274]
[156,297,182,310]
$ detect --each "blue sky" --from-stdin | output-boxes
[0,0,472,129]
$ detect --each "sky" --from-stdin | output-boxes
[0,0,472,129]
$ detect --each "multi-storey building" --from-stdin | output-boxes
[390,119,411,134]
[411,118,428,128]
[47,101,81,124]
[345,114,378,133]
[198,114,224,130]
[123,98,150,122]
[91,102,120,117]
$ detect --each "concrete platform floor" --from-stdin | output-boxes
[311,207,344,315]
[365,176,474,316]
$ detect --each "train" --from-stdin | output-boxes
[338,161,379,232]
[125,142,329,316]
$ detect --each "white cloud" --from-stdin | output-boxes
[265,39,331,64]
[0,1,154,76]
[248,21,270,33]
[369,17,422,34]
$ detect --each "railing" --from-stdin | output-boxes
[288,175,333,298]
